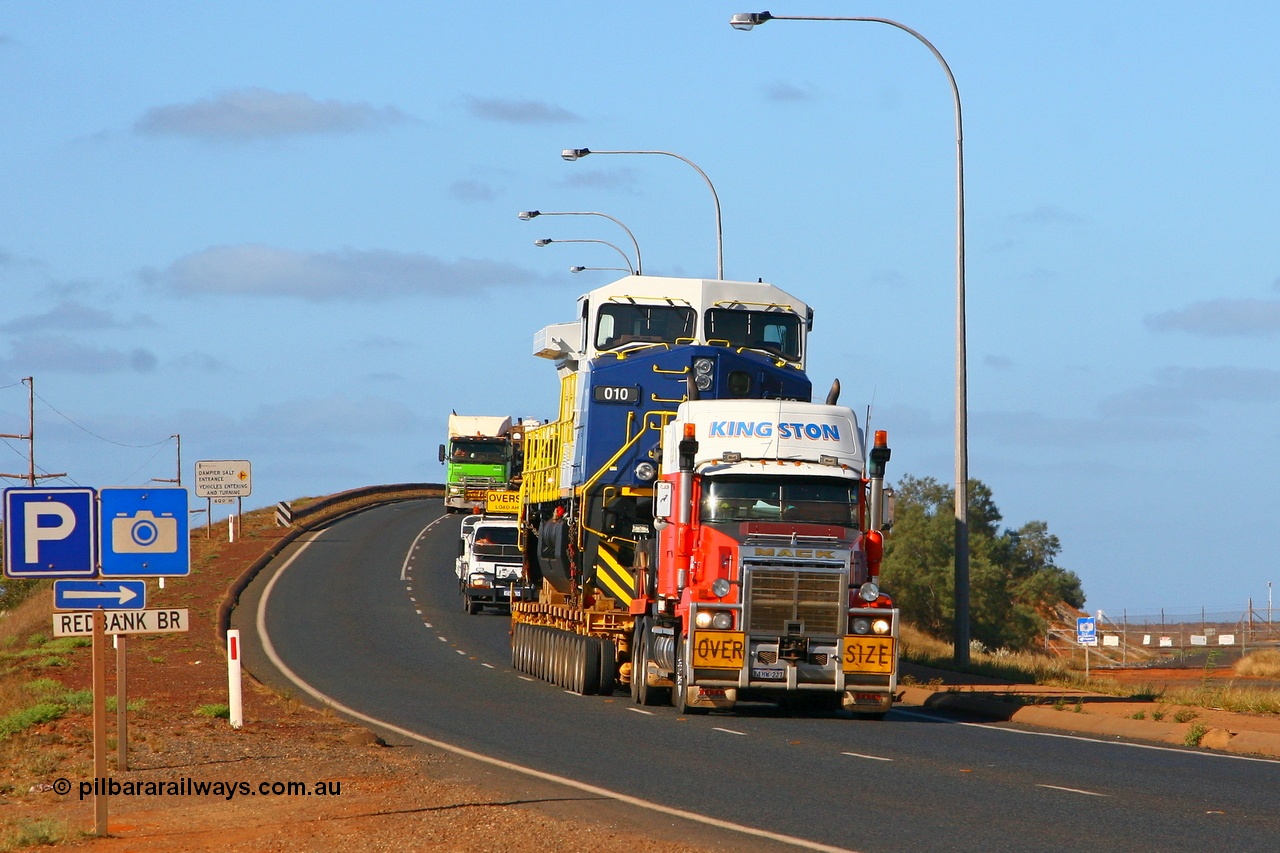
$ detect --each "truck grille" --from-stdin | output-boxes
[745,568,844,637]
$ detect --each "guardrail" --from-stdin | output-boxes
[215,483,445,641]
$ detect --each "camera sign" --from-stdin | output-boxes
[99,487,190,577]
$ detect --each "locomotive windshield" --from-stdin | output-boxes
[596,303,696,350]
[700,475,858,527]
[704,308,802,361]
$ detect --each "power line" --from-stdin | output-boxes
[32,390,170,449]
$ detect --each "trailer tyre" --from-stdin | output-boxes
[596,638,617,695]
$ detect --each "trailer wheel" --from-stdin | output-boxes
[595,638,617,696]
[579,636,601,695]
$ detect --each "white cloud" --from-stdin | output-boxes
[556,167,641,193]
[135,88,408,140]
[144,244,544,301]
[448,179,498,201]
[1145,297,1280,337]
[765,81,816,103]
[0,336,157,374]
[0,301,153,334]
[1099,365,1280,417]
[463,96,580,125]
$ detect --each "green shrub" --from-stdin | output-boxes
[0,702,65,739]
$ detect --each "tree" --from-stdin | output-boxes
[880,476,1084,651]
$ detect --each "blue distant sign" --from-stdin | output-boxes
[3,488,97,578]
[1076,616,1098,647]
[99,487,190,577]
[54,579,147,610]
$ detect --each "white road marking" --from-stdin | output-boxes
[256,513,860,853]
[400,514,449,581]
[713,727,747,736]
[628,708,655,716]
[842,752,893,762]
[456,650,467,656]
[893,708,1280,765]
[517,676,535,682]
[423,622,433,628]
[1038,784,1109,797]
[481,663,495,669]
[437,636,448,642]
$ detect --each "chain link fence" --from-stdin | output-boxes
[1046,604,1280,669]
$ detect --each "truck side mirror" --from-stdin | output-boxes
[439,444,446,463]
[882,487,895,531]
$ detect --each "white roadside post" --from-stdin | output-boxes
[227,629,244,729]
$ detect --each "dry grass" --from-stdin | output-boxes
[1235,648,1280,679]
[898,624,1280,714]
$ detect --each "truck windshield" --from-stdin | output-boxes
[700,475,858,527]
[704,308,802,361]
[596,303,696,350]
[473,525,521,557]
[451,439,508,465]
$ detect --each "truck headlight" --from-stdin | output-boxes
[468,574,492,588]
[852,617,871,635]
[634,461,657,481]
[711,578,731,598]
[694,609,733,630]
[858,582,880,602]
[872,619,891,635]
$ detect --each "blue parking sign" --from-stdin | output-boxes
[3,488,97,578]
[99,487,190,577]
[1076,616,1098,646]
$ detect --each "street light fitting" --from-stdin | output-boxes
[731,9,972,666]
[570,266,629,274]
[560,147,723,278]
[517,208,643,274]
[729,11,772,30]
[534,237,635,275]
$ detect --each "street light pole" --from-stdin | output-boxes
[731,11,971,664]
[519,210,643,275]
[561,148,724,280]
[534,238,636,275]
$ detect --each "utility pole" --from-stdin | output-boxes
[151,434,182,487]
[0,377,66,485]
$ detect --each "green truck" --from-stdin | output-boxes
[439,414,523,513]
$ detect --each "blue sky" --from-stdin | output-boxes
[2,2,1278,617]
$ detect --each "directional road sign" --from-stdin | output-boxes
[194,460,251,499]
[3,487,97,578]
[53,579,147,611]
[99,487,190,577]
[1076,616,1098,647]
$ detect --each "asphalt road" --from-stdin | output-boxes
[233,499,1280,853]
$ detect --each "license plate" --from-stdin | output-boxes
[691,631,745,668]
[841,637,896,674]
[751,667,786,681]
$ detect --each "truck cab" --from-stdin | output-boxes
[456,515,529,614]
